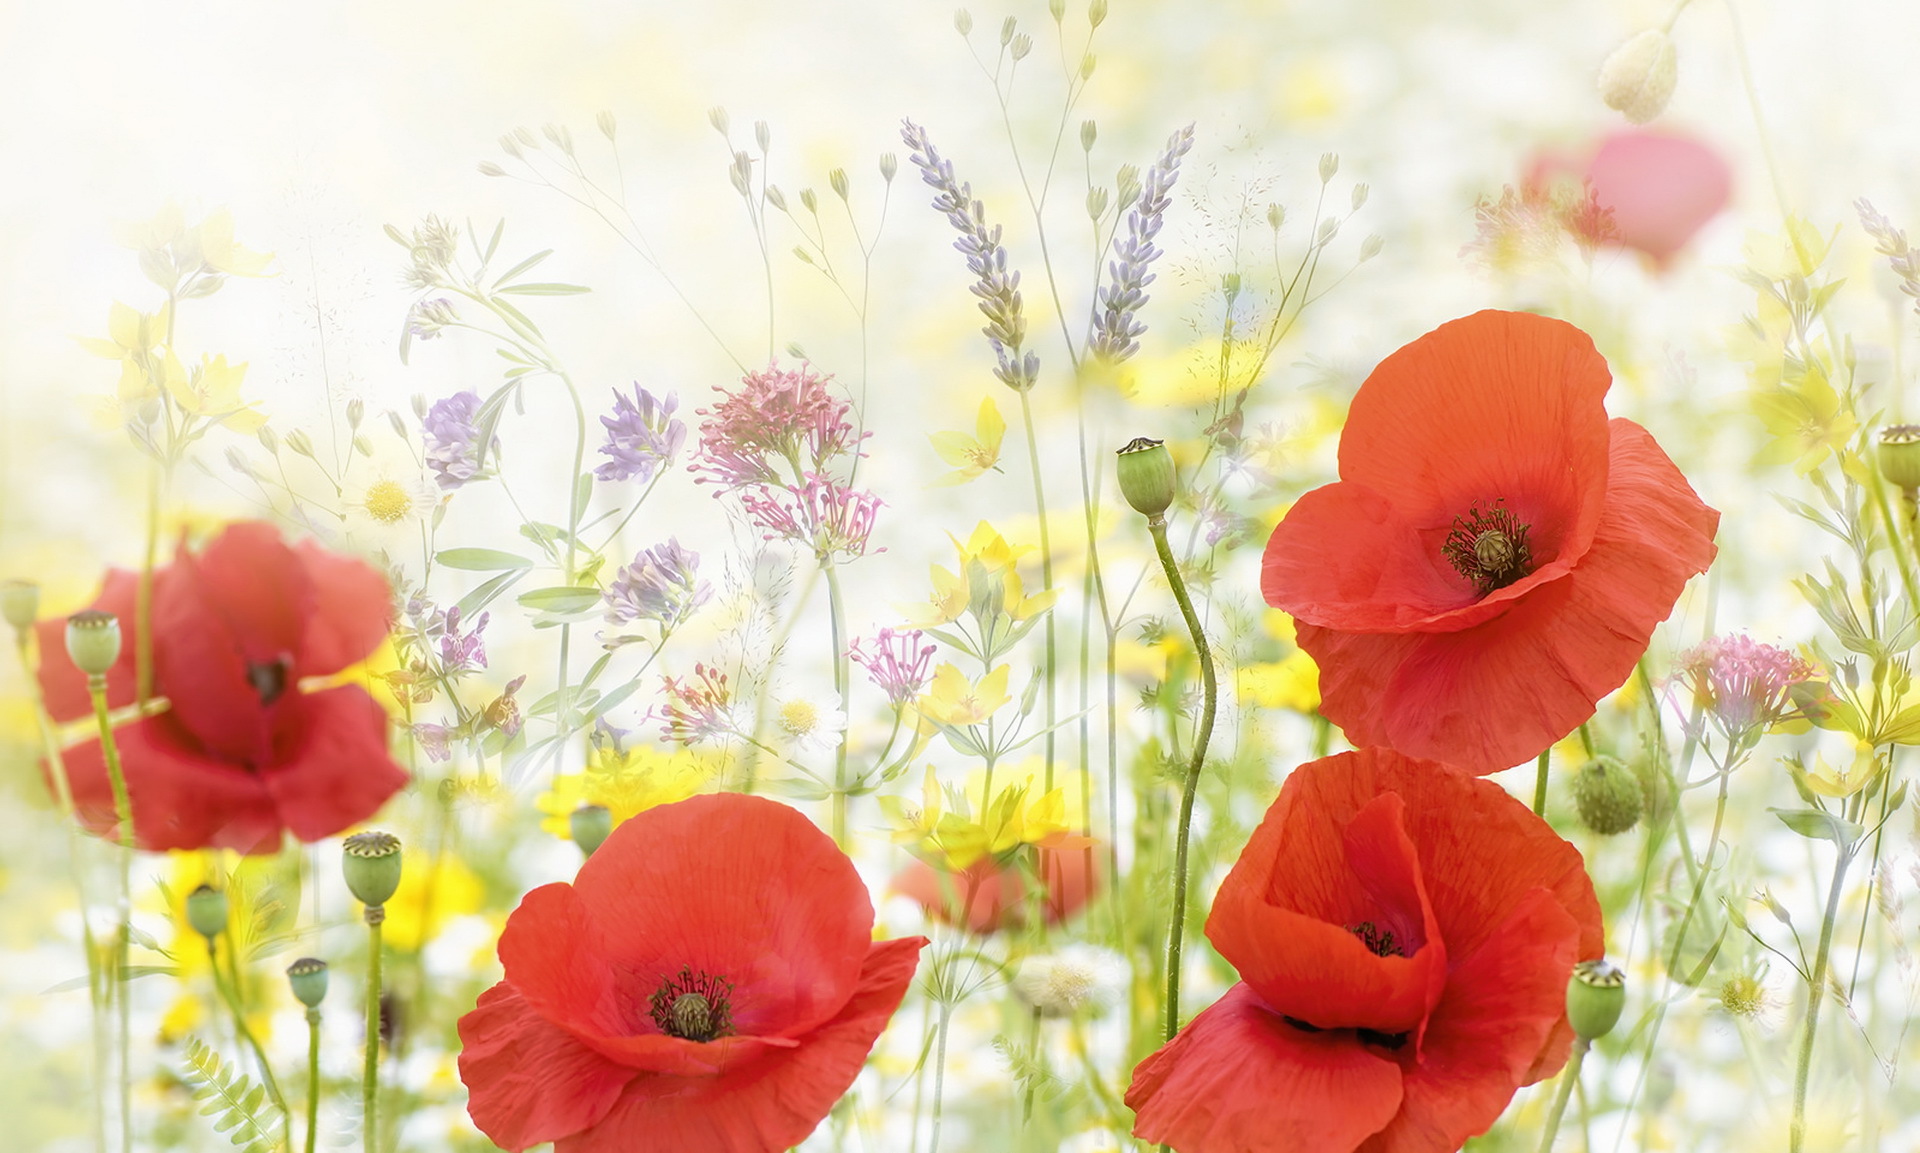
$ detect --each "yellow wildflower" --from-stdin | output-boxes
[382,851,485,953]
[77,300,171,401]
[916,663,1011,728]
[534,742,714,838]
[928,396,1005,486]
[162,351,266,432]
[898,522,1058,628]
[880,765,1075,869]
[1236,650,1320,713]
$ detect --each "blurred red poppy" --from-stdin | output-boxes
[38,521,404,852]
[1125,748,1603,1153]
[891,840,1101,934]
[1530,128,1733,270]
[1261,310,1718,772]
[459,793,926,1153]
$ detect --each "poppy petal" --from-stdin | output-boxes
[571,795,874,1040]
[294,538,394,675]
[56,714,282,854]
[1358,889,1581,1153]
[457,982,637,1152]
[1299,419,1716,772]
[36,568,144,722]
[1126,982,1404,1153]
[257,686,408,842]
[557,936,925,1153]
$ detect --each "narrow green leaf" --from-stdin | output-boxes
[436,547,534,571]
[517,586,603,613]
[493,248,553,284]
[453,569,528,620]
[498,281,592,296]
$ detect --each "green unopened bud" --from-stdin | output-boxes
[829,168,850,201]
[1572,755,1644,835]
[1318,152,1339,183]
[346,398,365,429]
[1567,959,1626,1039]
[342,831,404,908]
[1,580,40,633]
[286,957,330,1009]
[879,152,897,183]
[65,611,123,676]
[1597,28,1678,125]
[1088,0,1107,28]
[1267,202,1286,231]
[1116,437,1176,519]
[954,8,973,35]
[707,106,730,136]
[570,804,614,857]
[1080,119,1097,153]
[1879,425,1920,492]
[285,429,316,459]
[186,884,229,939]
[596,110,617,140]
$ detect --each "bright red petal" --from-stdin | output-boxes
[1209,792,1446,1035]
[571,794,874,1039]
[152,539,282,767]
[1300,420,1717,772]
[56,714,282,853]
[1358,889,1582,1153]
[36,568,144,722]
[257,686,407,842]
[558,936,925,1153]
[294,538,393,675]
[1126,982,1404,1153]
[457,982,638,1152]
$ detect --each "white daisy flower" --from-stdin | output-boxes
[340,439,440,557]
[770,684,848,757]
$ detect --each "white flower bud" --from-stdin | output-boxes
[1597,29,1678,125]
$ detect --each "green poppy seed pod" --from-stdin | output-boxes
[1879,425,1920,492]
[571,804,614,857]
[342,831,404,908]
[1567,959,1627,1040]
[186,884,229,939]
[1,580,40,633]
[65,611,122,677]
[286,957,329,1009]
[1572,755,1644,835]
[1116,437,1176,519]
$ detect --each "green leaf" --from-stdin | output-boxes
[517,586,603,614]
[436,547,534,571]
[493,247,553,285]
[1769,806,1861,848]
[498,281,592,296]
[483,218,506,264]
[1875,703,1920,745]
[453,569,528,620]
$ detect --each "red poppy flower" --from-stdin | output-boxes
[1261,310,1718,772]
[37,521,405,853]
[891,841,1101,934]
[1125,748,1603,1153]
[458,793,928,1153]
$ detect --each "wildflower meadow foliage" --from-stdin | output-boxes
[8,3,1920,1153]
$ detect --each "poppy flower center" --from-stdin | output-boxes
[648,966,735,1043]
[247,655,294,706]
[1441,500,1533,595]
[1347,920,1405,958]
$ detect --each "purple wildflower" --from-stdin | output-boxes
[422,389,489,490]
[738,474,883,560]
[413,722,453,763]
[659,663,737,746]
[901,119,1039,391]
[1089,124,1195,364]
[594,383,686,483]
[436,605,489,673]
[604,538,711,628]
[848,627,937,705]
[1672,635,1815,739]
[482,674,527,739]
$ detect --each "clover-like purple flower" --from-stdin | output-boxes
[604,538,711,629]
[422,389,489,491]
[595,383,686,483]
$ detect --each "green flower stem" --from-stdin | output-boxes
[1147,514,1218,1041]
[1015,391,1057,795]
[303,1008,322,1153]
[210,937,288,1118]
[1790,842,1857,1153]
[824,559,851,849]
[1531,748,1550,815]
[926,1000,954,1153]
[1533,1038,1589,1153]
[89,675,134,1153]
[363,909,384,1153]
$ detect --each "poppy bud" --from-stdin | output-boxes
[570,804,613,857]
[1567,959,1626,1040]
[65,611,123,677]
[1116,437,1176,519]
[186,884,229,939]
[1571,755,1644,835]
[0,579,39,633]
[1878,425,1920,493]
[342,831,404,908]
[1597,29,1678,125]
[286,957,329,1009]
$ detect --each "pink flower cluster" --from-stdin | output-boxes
[1673,634,1815,738]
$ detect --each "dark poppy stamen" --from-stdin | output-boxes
[1441,500,1533,595]
[1348,920,1405,958]
[648,965,735,1043]
[247,655,294,706]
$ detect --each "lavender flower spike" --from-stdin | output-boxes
[1090,124,1195,364]
[605,538,711,629]
[1857,199,1920,316]
[595,383,686,483]
[421,388,489,490]
[901,119,1040,392]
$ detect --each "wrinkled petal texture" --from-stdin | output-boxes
[1131,750,1602,1153]
[1263,311,1718,773]
[1263,311,1613,633]
[56,714,282,853]
[459,794,928,1153]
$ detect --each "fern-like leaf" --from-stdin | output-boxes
[181,1037,287,1153]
